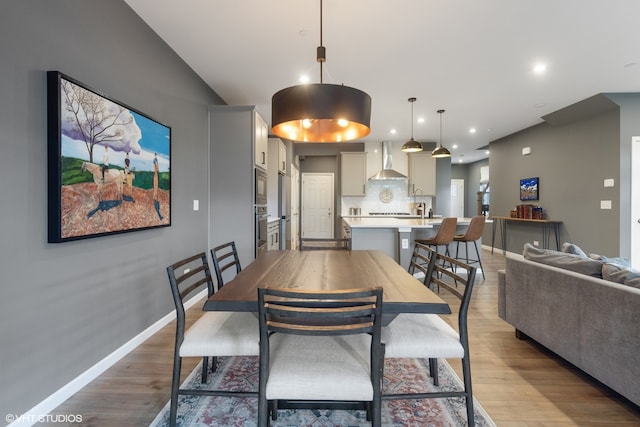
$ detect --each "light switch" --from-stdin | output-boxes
[604,178,615,188]
[522,147,532,155]
[193,200,199,211]
[600,200,612,209]
[402,238,409,249]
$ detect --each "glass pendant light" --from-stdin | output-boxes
[401,97,423,153]
[432,109,451,158]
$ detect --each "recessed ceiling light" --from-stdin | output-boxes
[458,159,464,163]
[390,129,397,134]
[485,150,490,155]
[533,63,547,74]
[469,128,476,134]
[299,75,310,83]
[417,117,425,123]
[534,102,546,108]
[452,144,459,149]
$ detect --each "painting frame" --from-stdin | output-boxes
[519,177,539,201]
[47,71,171,243]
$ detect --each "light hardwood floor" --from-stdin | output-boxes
[45,249,640,426]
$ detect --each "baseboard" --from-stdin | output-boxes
[8,289,208,427]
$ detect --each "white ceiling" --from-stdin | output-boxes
[124,0,640,164]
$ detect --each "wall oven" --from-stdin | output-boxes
[255,168,267,206]
[255,205,268,257]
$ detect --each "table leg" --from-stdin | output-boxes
[501,219,507,255]
[491,219,496,254]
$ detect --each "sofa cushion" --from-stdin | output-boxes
[561,242,588,258]
[588,253,631,268]
[523,243,603,277]
[601,263,640,289]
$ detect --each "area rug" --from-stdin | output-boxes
[150,356,496,427]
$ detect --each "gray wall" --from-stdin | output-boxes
[0,0,223,417]
[489,99,621,256]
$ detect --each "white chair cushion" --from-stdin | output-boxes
[180,311,259,357]
[382,313,464,358]
[266,333,373,401]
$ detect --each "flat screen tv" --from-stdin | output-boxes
[520,177,539,201]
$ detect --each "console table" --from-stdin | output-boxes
[491,216,562,254]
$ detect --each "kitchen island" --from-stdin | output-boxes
[342,217,478,270]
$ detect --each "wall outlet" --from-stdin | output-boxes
[533,240,539,246]
[402,238,409,249]
[604,178,615,188]
[522,146,532,155]
[600,200,612,209]
[193,200,199,211]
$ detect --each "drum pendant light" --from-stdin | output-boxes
[401,97,423,152]
[432,109,452,158]
[271,0,371,143]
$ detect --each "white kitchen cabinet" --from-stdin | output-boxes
[408,152,436,196]
[254,111,268,170]
[278,140,286,175]
[341,152,367,196]
[267,220,279,251]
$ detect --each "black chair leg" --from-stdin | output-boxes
[201,356,208,383]
[473,240,485,279]
[462,355,475,427]
[429,358,439,386]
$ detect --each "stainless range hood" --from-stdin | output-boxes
[368,141,408,180]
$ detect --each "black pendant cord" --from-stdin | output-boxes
[319,0,324,84]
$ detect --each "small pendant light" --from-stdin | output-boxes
[431,109,451,158]
[401,97,423,153]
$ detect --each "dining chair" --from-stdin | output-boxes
[257,286,384,427]
[381,246,478,427]
[299,237,351,250]
[166,252,259,427]
[407,241,432,282]
[210,241,242,290]
[453,215,486,279]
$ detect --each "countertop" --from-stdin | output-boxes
[343,217,475,229]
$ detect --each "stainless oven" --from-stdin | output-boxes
[255,168,267,206]
[255,205,268,257]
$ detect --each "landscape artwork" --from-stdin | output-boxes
[519,177,539,201]
[47,71,171,242]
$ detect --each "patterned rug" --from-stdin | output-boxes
[150,356,496,427]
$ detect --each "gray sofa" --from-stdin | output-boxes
[498,250,640,407]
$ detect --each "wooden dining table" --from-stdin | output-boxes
[204,250,451,323]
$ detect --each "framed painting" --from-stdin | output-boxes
[47,71,171,242]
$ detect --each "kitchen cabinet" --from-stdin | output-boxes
[278,140,286,175]
[208,105,268,267]
[408,152,436,196]
[254,111,268,170]
[267,220,279,251]
[341,152,367,196]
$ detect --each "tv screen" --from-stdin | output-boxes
[520,177,539,201]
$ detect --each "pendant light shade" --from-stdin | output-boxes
[401,97,423,153]
[432,109,451,158]
[271,84,371,142]
[271,0,371,143]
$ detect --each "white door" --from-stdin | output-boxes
[301,173,334,238]
[290,164,300,250]
[631,137,640,267]
[451,179,465,217]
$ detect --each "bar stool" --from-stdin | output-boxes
[415,217,457,270]
[454,215,486,279]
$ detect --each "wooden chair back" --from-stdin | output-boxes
[210,241,242,291]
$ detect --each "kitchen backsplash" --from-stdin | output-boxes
[342,180,433,215]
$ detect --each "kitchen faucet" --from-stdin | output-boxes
[413,187,424,218]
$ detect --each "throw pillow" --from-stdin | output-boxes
[523,243,603,277]
[561,242,588,258]
[601,263,640,289]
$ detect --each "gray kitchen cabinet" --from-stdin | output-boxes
[341,152,367,196]
[208,105,267,267]
[408,152,436,195]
